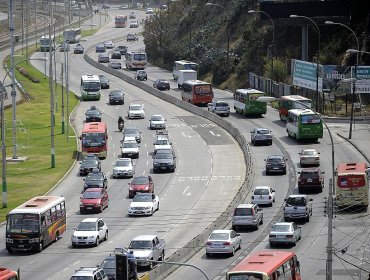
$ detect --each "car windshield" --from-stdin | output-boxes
[82,191,101,199]
[99,54,108,58]
[234,208,252,215]
[82,133,105,147]
[101,257,115,269]
[129,240,152,249]
[302,150,316,156]
[124,128,139,134]
[254,188,269,195]
[110,91,123,97]
[86,173,103,181]
[116,160,130,167]
[272,224,291,232]
[267,157,284,162]
[209,232,229,240]
[6,213,40,234]
[155,140,169,145]
[300,171,319,178]
[130,105,142,111]
[132,177,149,184]
[151,116,164,121]
[155,153,172,159]
[82,158,97,165]
[286,197,307,206]
[76,222,96,231]
[257,129,269,134]
[216,102,228,107]
[133,195,152,202]
[71,276,94,280]
[123,142,137,148]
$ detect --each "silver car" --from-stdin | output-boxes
[299,148,320,166]
[269,222,301,247]
[108,59,122,69]
[232,204,263,230]
[123,127,142,143]
[205,229,241,257]
[207,100,230,117]
[250,127,272,145]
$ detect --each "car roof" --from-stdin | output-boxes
[132,234,157,241]
[254,186,271,189]
[84,188,103,193]
[81,217,99,223]
[273,222,294,226]
[151,114,163,118]
[267,155,284,159]
[117,158,131,162]
[236,203,255,208]
[302,148,317,152]
[210,229,232,234]
[288,194,307,198]
[300,167,320,172]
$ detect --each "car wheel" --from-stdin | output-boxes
[95,237,99,247]
[260,218,263,225]
[157,202,160,211]
[6,247,13,254]
[231,246,235,256]
[292,238,297,247]
[306,216,310,222]
[160,251,165,261]
[238,240,241,250]
[99,205,103,213]
[150,208,154,216]
[104,231,108,241]
[255,223,259,230]
[266,170,270,175]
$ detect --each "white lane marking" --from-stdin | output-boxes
[29,260,35,264]
[144,143,147,148]
[210,131,221,137]
[62,267,69,272]
[181,132,191,138]
[146,160,149,165]
[108,240,113,244]
[182,186,191,196]
[73,261,80,266]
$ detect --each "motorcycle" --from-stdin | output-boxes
[118,122,124,132]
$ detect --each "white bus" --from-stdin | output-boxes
[63,28,81,43]
[39,35,55,52]
[172,60,198,81]
[125,52,147,70]
[80,74,101,101]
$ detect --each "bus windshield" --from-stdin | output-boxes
[82,82,100,92]
[82,133,106,147]
[248,92,264,101]
[134,54,146,61]
[194,85,211,94]
[7,213,40,234]
[301,114,321,124]
[229,273,263,280]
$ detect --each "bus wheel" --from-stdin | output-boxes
[55,231,59,242]
[37,241,43,253]
[6,247,13,254]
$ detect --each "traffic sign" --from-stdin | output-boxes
[292,59,323,91]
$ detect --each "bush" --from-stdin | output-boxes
[17,67,40,83]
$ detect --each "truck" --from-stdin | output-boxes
[283,194,313,222]
[128,235,166,269]
[177,69,197,89]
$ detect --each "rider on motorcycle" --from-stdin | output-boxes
[118,116,124,128]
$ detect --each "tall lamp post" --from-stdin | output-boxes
[257,96,335,280]
[325,21,359,139]
[248,9,275,95]
[1,57,48,208]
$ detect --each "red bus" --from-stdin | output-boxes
[0,268,18,280]
[6,196,66,253]
[279,95,312,121]
[81,122,108,159]
[115,15,127,28]
[226,250,301,280]
[181,80,213,106]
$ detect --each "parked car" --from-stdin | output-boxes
[284,194,313,222]
[71,218,108,247]
[85,105,102,122]
[83,169,108,191]
[121,140,140,159]
[251,186,275,206]
[110,51,122,59]
[153,151,176,173]
[129,20,139,28]
[149,114,166,130]
[98,53,109,63]
[73,43,84,54]
[109,90,124,105]
[112,158,135,178]
[298,168,324,193]
[232,204,263,230]
[250,127,272,145]
[95,44,106,52]
[104,40,114,49]
[80,188,109,214]
[134,70,147,80]
[70,267,108,280]
[128,176,154,198]
[123,127,142,143]
[269,222,301,247]
[59,42,70,52]
[265,154,287,175]
[153,79,170,90]
[127,32,139,41]
[205,229,241,257]
[115,45,128,55]
[108,59,122,69]
[98,74,110,89]
[299,148,320,166]
[79,155,101,176]
[128,193,159,216]
[207,101,230,117]
[128,235,165,269]
[128,103,145,119]
[129,12,136,19]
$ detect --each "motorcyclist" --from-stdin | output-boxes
[118,116,124,130]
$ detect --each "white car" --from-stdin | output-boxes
[128,193,159,216]
[251,186,275,206]
[121,140,140,159]
[71,218,108,247]
[153,135,172,154]
[104,40,114,49]
[146,8,154,14]
[149,114,166,130]
[205,229,241,257]
[112,158,135,178]
[128,104,145,119]
[130,20,139,28]
[299,148,320,166]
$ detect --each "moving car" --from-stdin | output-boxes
[129,12,136,19]
[129,20,139,28]
[121,140,140,159]
[128,235,165,268]
[59,42,70,52]
[108,59,122,69]
[98,74,110,89]
[269,222,301,247]
[95,44,106,52]
[79,155,101,176]
[104,40,114,49]
[265,154,287,175]
[153,151,176,173]
[127,32,139,41]
[298,168,324,193]
[146,8,154,14]
[299,148,320,166]
[153,79,170,90]
[128,176,154,198]
[80,188,109,214]
[123,127,142,143]
[207,100,230,117]
[149,114,166,130]
[128,103,145,119]
[284,194,313,222]
[112,158,135,178]
[70,267,108,280]
[115,45,128,55]
[205,229,241,257]
[134,70,147,80]
[85,105,102,122]
[128,193,159,216]
[232,204,263,230]
[153,134,172,154]
[73,43,84,54]
[83,170,108,191]
[110,51,122,59]
[98,53,109,63]
[71,218,108,247]
[250,127,272,146]
[251,186,275,206]
[109,90,124,105]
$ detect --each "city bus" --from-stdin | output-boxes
[279,95,312,121]
[233,88,267,116]
[63,28,81,43]
[173,60,198,81]
[226,250,301,280]
[181,80,213,106]
[115,15,128,27]
[80,74,101,101]
[125,52,147,70]
[0,268,18,280]
[39,35,55,52]
[336,162,369,209]
[81,122,108,158]
[5,196,66,253]
[286,109,323,141]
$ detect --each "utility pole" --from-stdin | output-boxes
[1,82,8,208]
[49,23,55,168]
[327,178,334,280]
[61,62,65,134]
[66,41,70,141]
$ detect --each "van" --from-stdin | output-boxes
[232,204,263,230]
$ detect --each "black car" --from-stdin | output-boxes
[99,74,110,89]
[85,105,102,122]
[153,79,170,90]
[83,170,108,191]
[265,155,287,175]
[74,43,84,54]
[79,156,101,176]
[111,51,122,59]
[109,90,124,105]
[115,45,128,55]
[153,151,176,173]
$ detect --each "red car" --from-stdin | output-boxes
[80,188,109,214]
[128,176,154,198]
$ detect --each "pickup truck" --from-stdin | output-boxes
[283,194,313,222]
[128,235,166,268]
[134,70,147,81]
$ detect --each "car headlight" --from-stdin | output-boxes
[6,238,13,243]
[154,162,159,165]
[89,235,95,239]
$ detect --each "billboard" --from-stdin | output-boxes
[292,59,322,92]
[351,66,370,94]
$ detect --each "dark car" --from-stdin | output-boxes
[79,156,101,176]
[101,251,132,280]
[265,155,287,175]
[99,74,110,89]
[153,79,170,90]
[83,170,108,191]
[85,105,102,122]
[298,168,325,193]
[111,51,122,59]
[128,176,154,198]
[123,127,141,143]
[250,127,272,146]
[98,53,109,63]
[109,90,124,105]
[153,151,176,173]
[115,45,128,55]
[95,44,106,52]
[80,188,109,214]
[74,43,84,54]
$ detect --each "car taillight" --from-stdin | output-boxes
[315,157,319,160]
[223,242,231,245]
[252,209,255,215]
[206,242,212,246]
[269,234,276,238]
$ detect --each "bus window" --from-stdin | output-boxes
[51,206,57,222]
[61,201,66,215]
[56,204,62,218]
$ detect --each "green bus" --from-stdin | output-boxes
[286,109,323,141]
[80,74,101,101]
[233,89,267,116]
